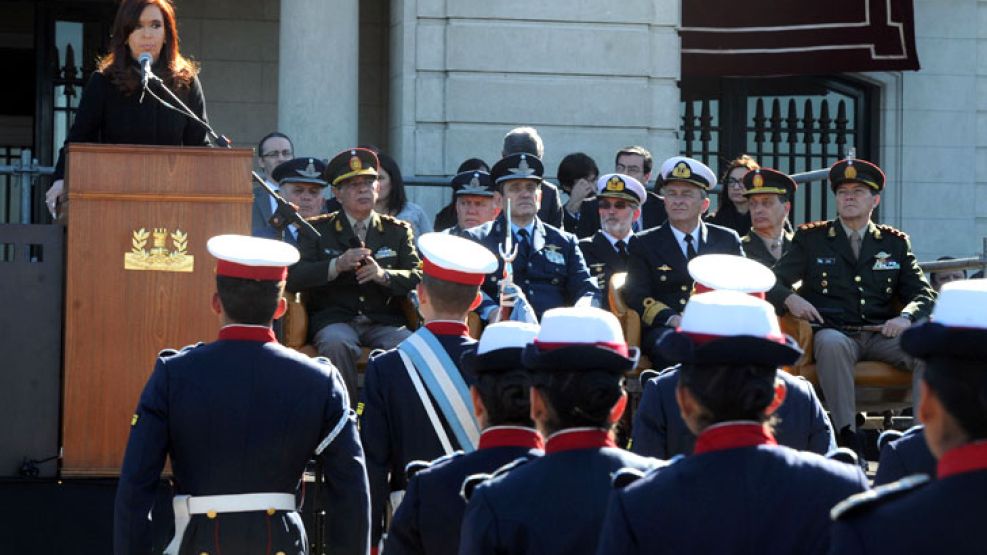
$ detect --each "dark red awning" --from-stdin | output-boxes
[681,0,920,77]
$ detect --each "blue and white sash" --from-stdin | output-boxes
[397,328,480,453]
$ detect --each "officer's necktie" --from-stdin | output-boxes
[684,233,698,260]
[615,239,628,262]
[850,232,862,260]
[516,228,531,267]
[354,220,368,244]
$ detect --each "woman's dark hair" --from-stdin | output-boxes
[678,362,777,431]
[376,151,407,216]
[714,154,759,211]
[924,359,987,440]
[556,153,599,194]
[216,276,283,325]
[475,370,533,427]
[533,370,623,435]
[99,0,198,94]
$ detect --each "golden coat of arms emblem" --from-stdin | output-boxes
[124,227,194,272]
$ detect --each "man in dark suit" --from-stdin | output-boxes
[114,235,370,555]
[574,146,667,238]
[270,157,328,247]
[578,173,647,309]
[287,148,423,403]
[252,131,294,239]
[501,127,564,228]
[623,156,744,367]
[739,167,796,268]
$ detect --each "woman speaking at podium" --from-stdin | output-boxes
[46,0,208,217]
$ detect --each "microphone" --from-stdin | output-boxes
[138,52,153,88]
[348,237,366,268]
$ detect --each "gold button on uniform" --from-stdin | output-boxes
[822,289,828,294]
[679,299,686,305]
[854,276,862,283]
[267,508,277,516]
[207,511,217,519]
[860,299,866,305]
[821,280,828,287]
[660,276,667,282]
[680,285,688,291]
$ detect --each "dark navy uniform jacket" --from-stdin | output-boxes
[114,325,370,555]
[459,429,660,555]
[579,232,635,310]
[384,427,544,555]
[873,425,937,486]
[463,215,599,319]
[631,367,835,458]
[598,423,868,555]
[358,322,478,546]
[624,222,743,332]
[830,442,987,554]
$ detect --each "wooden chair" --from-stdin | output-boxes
[608,272,652,374]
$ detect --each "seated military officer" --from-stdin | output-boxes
[574,146,668,239]
[623,156,744,369]
[459,307,660,555]
[767,158,935,454]
[463,153,599,322]
[831,279,987,553]
[441,170,499,235]
[739,167,796,268]
[578,173,647,309]
[114,235,370,555]
[270,156,329,246]
[287,147,423,403]
[631,254,836,458]
[385,321,544,555]
[597,290,867,555]
[359,232,498,549]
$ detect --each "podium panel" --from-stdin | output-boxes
[61,144,252,476]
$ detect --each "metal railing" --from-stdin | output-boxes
[0,149,54,224]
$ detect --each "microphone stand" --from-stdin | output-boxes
[140,72,320,240]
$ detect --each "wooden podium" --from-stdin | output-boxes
[61,144,253,476]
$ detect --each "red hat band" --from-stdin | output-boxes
[216,259,288,281]
[423,257,486,285]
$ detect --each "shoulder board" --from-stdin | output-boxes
[460,472,492,502]
[405,452,464,480]
[798,220,829,231]
[638,369,660,387]
[158,342,203,358]
[367,347,390,360]
[306,212,335,224]
[611,467,647,489]
[656,364,681,377]
[830,474,930,521]
[741,234,751,243]
[825,447,860,467]
[379,214,411,229]
[875,224,908,240]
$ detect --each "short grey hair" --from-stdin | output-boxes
[502,126,544,158]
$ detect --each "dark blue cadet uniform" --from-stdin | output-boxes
[830,442,987,554]
[459,429,660,555]
[873,425,937,486]
[463,214,599,320]
[358,322,478,546]
[598,423,868,555]
[631,367,835,458]
[384,427,543,555]
[114,325,370,555]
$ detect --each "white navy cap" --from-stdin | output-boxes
[522,307,639,372]
[688,254,776,296]
[659,156,717,190]
[207,234,299,281]
[903,279,987,360]
[596,173,647,205]
[464,321,541,374]
[417,232,498,285]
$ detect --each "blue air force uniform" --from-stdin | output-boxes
[463,214,599,319]
[598,423,868,555]
[631,367,835,458]
[114,326,370,555]
[460,429,660,555]
[384,427,543,555]
[358,322,478,546]
[872,425,936,486]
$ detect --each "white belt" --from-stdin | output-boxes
[164,492,296,555]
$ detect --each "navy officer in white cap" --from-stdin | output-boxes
[623,155,744,370]
[384,321,544,555]
[830,279,987,553]
[596,290,867,555]
[359,232,498,550]
[114,234,370,555]
[459,307,660,555]
[578,173,646,309]
[631,254,836,458]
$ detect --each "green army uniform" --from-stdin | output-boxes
[741,230,793,269]
[766,158,935,434]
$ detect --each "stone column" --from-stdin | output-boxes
[278,0,358,158]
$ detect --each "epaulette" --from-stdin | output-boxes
[830,474,930,521]
[459,456,531,502]
[638,369,660,387]
[157,342,203,358]
[367,348,389,360]
[798,220,829,231]
[656,363,682,377]
[875,224,908,240]
[379,214,411,229]
[405,452,463,480]
[825,447,860,467]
